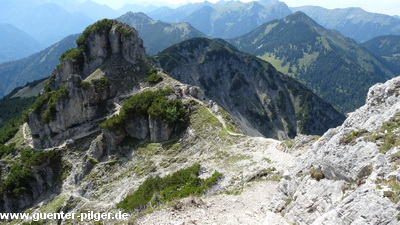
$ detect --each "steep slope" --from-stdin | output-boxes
[294,6,400,43]
[230,12,395,113]
[0,34,78,97]
[155,37,344,139]
[117,12,207,55]
[271,76,400,224]
[0,24,42,63]
[362,35,400,75]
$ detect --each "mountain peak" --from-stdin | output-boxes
[284,11,318,25]
[62,19,146,79]
[122,11,153,21]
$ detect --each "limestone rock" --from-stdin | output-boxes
[271,76,400,224]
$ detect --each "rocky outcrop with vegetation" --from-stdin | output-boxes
[27,19,147,149]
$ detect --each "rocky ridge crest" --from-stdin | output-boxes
[271,76,400,224]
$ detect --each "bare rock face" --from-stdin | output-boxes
[125,117,149,140]
[271,77,400,224]
[149,116,175,142]
[28,19,147,149]
[81,20,146,78]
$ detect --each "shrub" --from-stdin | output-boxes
[0,143,15,158]
[117,164,222,212]
[59,48,83,62]
[146,70,162,84]
[78,81,91,90]
[148,99,188,124]
[309,168,325,181]
[76,19,114,48]
[94,77,110,92]
[2,148,61,197]
[99,88,188,130]
[117,26,133,37]
[31,87,69,123]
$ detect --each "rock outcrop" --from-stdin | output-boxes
[271,76,400,224]
[27,19,147,149]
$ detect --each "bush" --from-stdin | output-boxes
[76,19,114,48]
[2,148,61,197]
[146,70,162,84]
[309,168,325,181]
[78,81,91,90]
[0,143,15,158]
[148,99,188,124]
[117,164,222,212]
[31,87,69,123]
[94,77,110,92]
[59,48,84,62]
[99,88,188,130]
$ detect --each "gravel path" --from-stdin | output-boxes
[135,181,288,225]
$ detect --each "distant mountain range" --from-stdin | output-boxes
[293,6,400,43]
[117,12,206,55]
[230,12,395,113]
[149,1,292,38]
[0,24,43,63]
[2,0,400,59]
[362,35,400,76]
[0,34,78,97]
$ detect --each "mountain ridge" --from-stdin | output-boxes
[293,5,400,43]
[156,37,344,139]
[230,11,395,113]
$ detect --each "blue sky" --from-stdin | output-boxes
[91,0,399,16]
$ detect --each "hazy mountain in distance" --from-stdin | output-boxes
[293,6,400,43]
[0,34,78,97]
[185,1,292,38]
[0,24,43,64]
[118,4,160,14]
[117,12,207,55]
[230,12,395,113]
[73,0,119,20]
[0,0,93,46]
[362,35,400,75]
[148,2,215,23]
